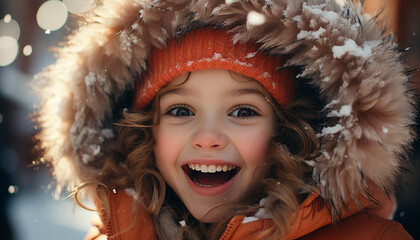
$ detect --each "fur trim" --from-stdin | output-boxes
[35,0,415,210]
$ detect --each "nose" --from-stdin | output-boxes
[190,121,228,150]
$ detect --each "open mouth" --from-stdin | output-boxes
[182,163,239,188]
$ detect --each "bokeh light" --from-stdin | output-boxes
[23,45,33,56]
[63,0,94,14]
[8,185,19,194]
[0,17,21,40]
[0,35,19,67]
[36,0,68,32]
[4,14,12,23]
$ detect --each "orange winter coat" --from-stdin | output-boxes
[88,185,412,240]
[35,1,416,240]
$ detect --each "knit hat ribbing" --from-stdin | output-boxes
[133,28,294,109]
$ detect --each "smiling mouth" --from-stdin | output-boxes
[182,164,239,187]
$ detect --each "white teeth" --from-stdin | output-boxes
[208,165,216,173]
[188,164,236,173]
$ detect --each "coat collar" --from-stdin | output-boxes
[220,182,394,240]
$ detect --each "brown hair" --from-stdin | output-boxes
[91,71,320,240]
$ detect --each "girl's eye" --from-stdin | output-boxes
[230,106,259,118]
[166,105,194,117]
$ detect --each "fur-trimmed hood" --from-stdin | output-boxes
[35,0,415,210]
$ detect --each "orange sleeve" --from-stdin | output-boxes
[107,190,157,240]
[378,222,413,240]
[86,190,157,240]
[364,181,397,220]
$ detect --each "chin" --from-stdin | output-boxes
[189,206,227,223]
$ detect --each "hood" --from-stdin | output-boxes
[35,0,415,209]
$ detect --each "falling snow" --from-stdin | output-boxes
[4,14,12,23]
[23,45,33,56]
[8,185,19,194]
[247,11,266,26]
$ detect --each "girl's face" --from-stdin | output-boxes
[153,69,275,223]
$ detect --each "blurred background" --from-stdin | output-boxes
[0,0,419,239]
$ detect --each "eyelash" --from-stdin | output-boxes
[164,104,260,119]
[165,104,194,117]
[229,105,260,119]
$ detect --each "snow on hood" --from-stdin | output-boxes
[35,0,415,210]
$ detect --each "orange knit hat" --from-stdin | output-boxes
[133,28,294,109]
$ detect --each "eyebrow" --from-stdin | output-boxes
[227,87,267,98]
[160,86,267,99]
[160,87,192,98]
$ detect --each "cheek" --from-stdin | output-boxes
[235,127,273,166]
[153,126,184,167]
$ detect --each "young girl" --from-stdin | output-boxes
[35,0,415,239]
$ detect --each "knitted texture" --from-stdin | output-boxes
[133,28,294,109]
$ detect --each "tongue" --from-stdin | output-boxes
[194,171,235,187]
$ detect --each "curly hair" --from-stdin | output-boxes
[91,71,321,240]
